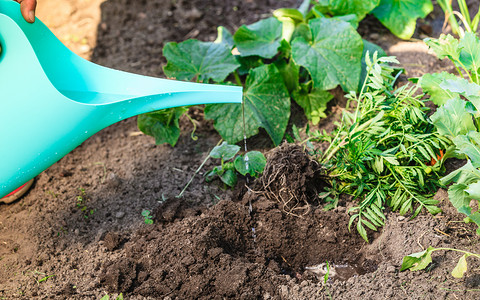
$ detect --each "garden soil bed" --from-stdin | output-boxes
[1,0,480,299]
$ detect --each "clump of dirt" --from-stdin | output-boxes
[259,143,326,216]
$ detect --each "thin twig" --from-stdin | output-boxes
[176,139,222,198]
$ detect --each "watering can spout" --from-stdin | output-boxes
[101,86,242,126]
[0,0,243,198]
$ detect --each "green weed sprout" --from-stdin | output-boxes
[141,210,154,225]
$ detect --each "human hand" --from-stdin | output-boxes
[14,0,37,23]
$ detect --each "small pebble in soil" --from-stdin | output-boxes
[397,216,406,221]
[115,211,125,219]
[386,265,396,273]
[107,173,122,188]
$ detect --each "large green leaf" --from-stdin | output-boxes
[233,17,283,59]
[291,18,363,92]
[293,87,333,125]
[372,0,433,40]
[454,131,480,167]
[465,180,480,199]
[204,65,290,146]
[419,72,461,106]
[315,0,380,20]
[441,161,480,215]
[430,98,475,139]
[163,40,240,82]
[439,77,480,112]
[459,32,480,75]
[137,107,188,147]
[448,183,474,215]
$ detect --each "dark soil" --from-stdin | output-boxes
[1,0,480,299]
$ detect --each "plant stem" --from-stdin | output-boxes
[432,247,480,259]
[458,0,472,29]
[176,139,223,198]
[438,0,461,35]
[455,59,474,82]
[454,63,465,79]
[234,71,243,87]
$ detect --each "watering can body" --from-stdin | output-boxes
[0,0,242,198]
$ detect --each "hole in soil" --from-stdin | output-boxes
[245,143,378,281]
[248,201,378,282]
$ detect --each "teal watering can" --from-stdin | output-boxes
[0,0,242,198]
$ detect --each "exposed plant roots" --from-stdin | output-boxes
[259,143,326,216]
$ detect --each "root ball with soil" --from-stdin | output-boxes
[259,143,326,216]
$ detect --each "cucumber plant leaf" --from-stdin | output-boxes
[233,17,283,59]
[315,0,380,20]
[400,246,435,271]
[210,141,241,161]
[419,72,461,105]
[219,169,238,187]
[273,8,304,42]
[274,58,300,93]
[273,8,305,23]
[291,18,363,92]
[205,64,290,146]
[214,26,235,49]
[163,39,240,82]
[234,151,267,177]
[293,87,333,125]
[333,14,360,29]
[137,107,188,147]
[236,56,264,76]
[372,0,433,40]
[451,254,469,278]
[430,98,475,139]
